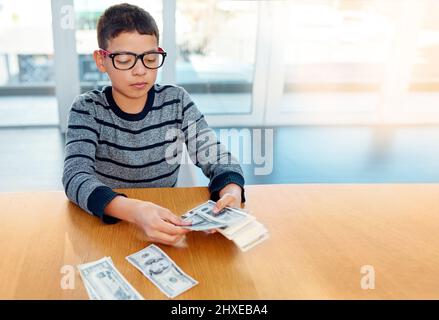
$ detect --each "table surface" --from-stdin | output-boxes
[1,184,439,299]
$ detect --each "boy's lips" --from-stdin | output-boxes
[130,82,148,89]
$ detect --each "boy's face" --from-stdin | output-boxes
[94,31,159,100]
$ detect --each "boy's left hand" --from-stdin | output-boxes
[205,184,242,234]
[213,183,242,214]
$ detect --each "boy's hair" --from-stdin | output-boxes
[97,3,159,49]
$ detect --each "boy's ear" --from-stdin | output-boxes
[93,50,107,73]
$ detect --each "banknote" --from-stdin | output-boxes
[181,200,253,233]
[83,281,99,300]
[181,209,227,231]
[78,257,143,300]
[126,244,198,298]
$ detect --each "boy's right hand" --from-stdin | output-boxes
[132,201,192,246]
[104,196,192,246]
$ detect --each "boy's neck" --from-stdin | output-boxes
[111,87,148,114]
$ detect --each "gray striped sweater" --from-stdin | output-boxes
[62,84,245,224]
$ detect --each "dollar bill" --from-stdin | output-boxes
[181,200,253,233]
[126,244,198,298]
[78,257,143,300]
[181,208,227,231]
[83,281,99,300]
[197,201,255,237]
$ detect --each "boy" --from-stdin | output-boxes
[62,3,245,246]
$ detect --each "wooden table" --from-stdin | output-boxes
[1,184,439,299]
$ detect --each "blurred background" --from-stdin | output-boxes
[0,0,438,191]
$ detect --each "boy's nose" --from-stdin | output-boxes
[132,58,148,75]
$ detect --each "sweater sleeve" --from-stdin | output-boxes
[62,95,125,224]
[179,88,246,202]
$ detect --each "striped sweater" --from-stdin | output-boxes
[62,84,245,224]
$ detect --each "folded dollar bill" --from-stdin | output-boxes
[126,244,198,298]
[78,257,143,300]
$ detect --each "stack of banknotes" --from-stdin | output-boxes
[181,200,269,252]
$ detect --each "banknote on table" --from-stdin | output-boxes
[82,279,99,300]
[77,257,143,300]
[181,200,269,252]
[126,244,198,298]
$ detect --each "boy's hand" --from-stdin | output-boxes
[213,183,243,213]
[203,183,242,234]
[131,201,192,246]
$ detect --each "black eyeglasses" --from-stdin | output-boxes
[98,47,167,70]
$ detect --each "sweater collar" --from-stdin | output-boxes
[104,85,155,121]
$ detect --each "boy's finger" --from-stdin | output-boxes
[213,194,233,214]
[157,219,191,236]
[160,210,192,226]
[150,231,183,246]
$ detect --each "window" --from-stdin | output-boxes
[264,0,403,124]
[403,0,439,119]
[0,0,54,86]
[175,0,258,115]
[0,0,58,127]
[262,0,439,125]
[2,0,438,128]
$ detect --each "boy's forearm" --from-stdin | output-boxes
[104,195,141,223]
